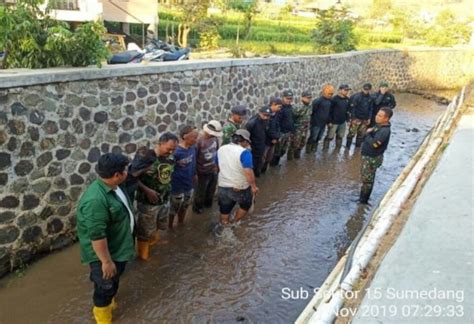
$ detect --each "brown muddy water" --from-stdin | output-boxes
[0,93,447,324]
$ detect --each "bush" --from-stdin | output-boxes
[424,10,471,47]
[0,0,110,68]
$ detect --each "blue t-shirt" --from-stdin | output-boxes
[171,145,196,194]
[215,148,253,169]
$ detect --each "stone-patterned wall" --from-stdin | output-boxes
[0,49,473,277]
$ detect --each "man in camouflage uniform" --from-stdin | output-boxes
[222,105,248,145]
[288,90,312,159]
[347,83,374,148]
[271,90,295,166]
[359,107,393,204]
[135,132,178,260]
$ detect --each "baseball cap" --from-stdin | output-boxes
[379,82,389,88]
[270,97,283,105]
[282,90,294,98]
[231,105,248,116]
[235,129,251,143]
[259,106,272,115]
[301,90,312,97]
[339,84,352,90]
[363,83,372,90]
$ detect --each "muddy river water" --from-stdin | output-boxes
[0,93,447,324]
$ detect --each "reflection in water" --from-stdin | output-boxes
[0,94,446,324]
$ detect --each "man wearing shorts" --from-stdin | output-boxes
[217,129,259,225]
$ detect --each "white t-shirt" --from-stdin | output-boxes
[114,187,134,233]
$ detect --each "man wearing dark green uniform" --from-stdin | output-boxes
[77,153,135,324]
[289,90,312,159]
[222,105,248,145]
[359,107,393,204]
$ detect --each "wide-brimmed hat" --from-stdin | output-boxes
[203,120,223,137]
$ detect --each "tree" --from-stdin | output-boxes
[424,9,471,46]
[312,6,358,54]
[0,0,109,69]
[370,0,392,19]
[176,0,211,48]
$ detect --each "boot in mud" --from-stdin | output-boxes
[270,155,280,167]
[335,138,343,148]
[323,139,331,150]
[345,136,353,148]
[359,182,374,204]
[294,149,302,159]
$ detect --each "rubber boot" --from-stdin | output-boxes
[323,139,330,150]
[335,138,343,148]
[287,150,294,161]
[345,136,353,148]
[270,155,280,167]
[111,298,118,311]
[305,144,313,154]
[312,143,318,153]
[359,183,374,204]
[355,136,363,147]
[148,231,159,246]
[136,240,150,261]
[294,149,301,159]
[93,305,112,324]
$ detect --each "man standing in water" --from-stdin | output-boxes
[169,126,198,229]
[217,129,258,225]
[289,90,313,159]
[371,82,396,126]
[325,84,351,149]
[77,153,135,324]
[359,107,393,204]
[135,132,178,260]
[271,90,295,165]
[347,83,374,148]
[307,85,334,153]
[222,105,248,145]
[246,106,272,176]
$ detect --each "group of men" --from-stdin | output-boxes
[76,82,395,323]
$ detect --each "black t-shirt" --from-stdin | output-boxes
[311,96,332,127]
[361,123,391,157]
[331,95,350,124]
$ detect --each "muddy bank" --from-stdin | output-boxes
[0,93,446,323]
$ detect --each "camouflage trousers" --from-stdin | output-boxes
[136,202,169,241]
[348,119,370,140]
[274,132,293,157]
[290,127,309,151]
[361,155,383,184]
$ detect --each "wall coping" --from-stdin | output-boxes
[0,48,472,89]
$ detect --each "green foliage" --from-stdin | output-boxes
[312,6,358,54]
[0,0,110,69]
[197,18,221,50]
[229,0,256,12]
[424,10,471,46]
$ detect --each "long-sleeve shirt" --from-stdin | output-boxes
[349,92,374,120]
[279,104,295,133]
[265,111,281,145]
[246,115,268,156]
[361,123,391,157]
[311,96,332,127]
[330,95,351,124]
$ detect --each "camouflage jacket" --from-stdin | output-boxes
[222,119,243,145]
[293,103,312,131]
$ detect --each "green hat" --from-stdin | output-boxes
[379,82,389,88]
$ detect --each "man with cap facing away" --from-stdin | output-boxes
[325,84,351,149]
[193,120,222,214]
[307,84,334,153]
[289,90,313,159]
[76,153,135,324]
[371,82,396,127]
[347,83,375,148]
[262,97,282,173]
[222,105,248,145]
[271,90,295,166]
[217,129,259,225]
[246,106,272,176]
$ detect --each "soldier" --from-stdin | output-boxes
[222,105,248,145]
[289,90,312,159]
[307,84,334,153]
[271,90,295,165]
[246,106,271,177]
[324,84,351,149]
[347,83,374,148]
[261,97,282,173]
[359,107,393,204]
[371,82,396,126]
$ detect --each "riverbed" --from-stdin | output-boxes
[0,93,447,324]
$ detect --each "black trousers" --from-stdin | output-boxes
[89,261,127,307]
[252,154,264,177]
[194,172,218,209]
